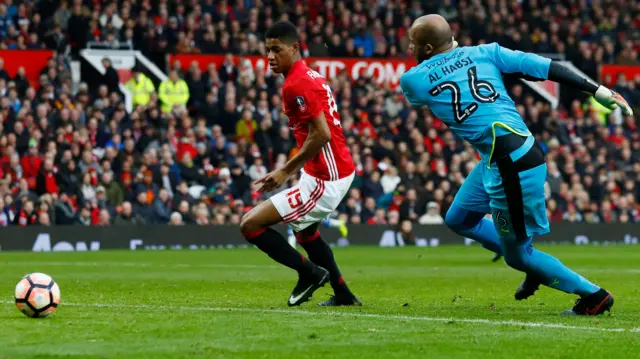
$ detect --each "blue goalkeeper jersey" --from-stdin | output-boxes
[400,43,552,163]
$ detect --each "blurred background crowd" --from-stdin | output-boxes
[0,0,638,227]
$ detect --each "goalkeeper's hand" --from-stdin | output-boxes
[594,86,634,116]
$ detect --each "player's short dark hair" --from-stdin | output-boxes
[265,21,299,44]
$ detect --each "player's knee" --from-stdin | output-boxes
[444,207,461,229]
[240,213,263,241]
[294,229,320,243]
[445,205,480,231]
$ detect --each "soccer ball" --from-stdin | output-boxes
[14,273,61,318]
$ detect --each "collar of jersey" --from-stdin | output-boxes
[289,60,304,73]
[422,48,459,64]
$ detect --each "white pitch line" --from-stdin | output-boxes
[0,261,279,269]
[3,261,640,274]
[2,300,637,333]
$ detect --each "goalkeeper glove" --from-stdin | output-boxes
[594,86,634,116]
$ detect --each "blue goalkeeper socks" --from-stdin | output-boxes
[445,204,600,297]
[502,237,600,297]
[445,206,502,255]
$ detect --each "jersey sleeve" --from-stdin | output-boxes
[481,43,551,80]
[400,72,422,107]
[285,81,324,123]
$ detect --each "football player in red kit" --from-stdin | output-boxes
[240,21,361,307]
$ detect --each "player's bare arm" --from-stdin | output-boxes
[255,112,331,193]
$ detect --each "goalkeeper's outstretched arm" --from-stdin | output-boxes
[484,43,633,117]
[547,61,633,116]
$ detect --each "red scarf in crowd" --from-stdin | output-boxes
[17,210,37,227]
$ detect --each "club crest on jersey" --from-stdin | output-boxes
[295,96,307,112]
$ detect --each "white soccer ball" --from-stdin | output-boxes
[15,273,61,318]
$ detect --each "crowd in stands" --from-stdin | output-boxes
[0,0,638,228]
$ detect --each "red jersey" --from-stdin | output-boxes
[282,61,355,181]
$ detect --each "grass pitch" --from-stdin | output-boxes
[1,245,639,359]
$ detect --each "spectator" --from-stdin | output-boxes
[80,172,96,204]
[169,211,183,225]
[177,200,195,224]
[125,68,155,108]
[380,166,401,194]
[362,171,384,201]
[236,109,257,142]
[52,194,75,225]
[155,163,178,197]
[99,3,123,31]
[398,219,415,245]
[101,58,120,95]
[175,31,201,54]
[101,171,123,207]
[230,164,251,200]
[153,188,172,224]
[0,58,9,82]
[158,70,189,114]
[194,203,210,225]
[77,205,93,226]
[353,28,374,57]
[199,91,219,126]
[95,185,109,207]
[309,34,329,57]
[418,202,445,225]
[53,1,72,31]
[218,54,238,83]
[187,67,206,108]
[114,201,145,225]
[399,188,420,222]
[16,179,37,202]
[38,211,51,226]
[15,200,38,227]
[357,197,373,222]
[134,192,154,222]
[248,157,267,182]
[97,209,110,226]
[22,140,42,188]
[135,169,159,201]
[0,5,14,39]
[12,67,28,96]
[58,159,80,196]
[178,152,203,185]
[35,157,58,196]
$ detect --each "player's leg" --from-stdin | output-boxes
[240,198,319,273]
[293,172,360,306]
[294,222,361,306]
[490,141,613,315]
[240,192,329,307]
[321,217,349,238]
[495,212,612,314]
[444,162,502,255]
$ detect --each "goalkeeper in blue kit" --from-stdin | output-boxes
[400,15,634,315]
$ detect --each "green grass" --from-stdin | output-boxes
[1,245,639,359]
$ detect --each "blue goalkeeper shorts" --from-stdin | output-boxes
[452,134,549,240]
